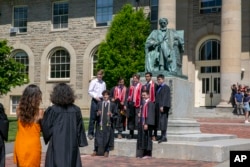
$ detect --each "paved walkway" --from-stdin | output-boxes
[5,115,250,167]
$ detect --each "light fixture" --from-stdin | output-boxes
[241,68,245,80]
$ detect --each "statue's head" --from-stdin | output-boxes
[159,18,168,24]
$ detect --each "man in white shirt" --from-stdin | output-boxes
[88,70,106,140]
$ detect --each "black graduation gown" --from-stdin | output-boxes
[110,86,128,131]
[41,104,88,167]
[137,101,155,156]
[0,110,9,167]
[155,84,171,131]
[95,101,116,152]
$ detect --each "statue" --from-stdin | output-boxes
[145,18,184,74]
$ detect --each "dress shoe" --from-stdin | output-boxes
[158,137,167,144]
[91,151,97,156]
[127,134,133,139]
[88,135,94,140]
[104,152,109,157]
[117,134,123,139]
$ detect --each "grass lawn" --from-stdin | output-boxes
[7,117,89,142]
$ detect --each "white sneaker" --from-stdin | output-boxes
[244,120,250,124]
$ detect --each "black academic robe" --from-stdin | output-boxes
[0,110,9,167]
[137,101,155,157]
[95,101,116,152]
[110,86,128,131]
[155,84,171,131]
[41,104,88,167]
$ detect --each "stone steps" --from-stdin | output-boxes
[80,135,250,162]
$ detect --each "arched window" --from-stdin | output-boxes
[199,39,220,60]
[91,49,98,77]
[49,49,70,78]
[13,51,29,75]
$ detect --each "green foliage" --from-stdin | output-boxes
[0,40,28,95]
[7,117,17,142]
[97,4,150,89]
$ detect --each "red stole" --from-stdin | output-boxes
[114,86,127,103]
[128,83,142,108]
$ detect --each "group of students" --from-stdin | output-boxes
[87,70,171,159]
[0,83,88,167]
[231,84,250,123]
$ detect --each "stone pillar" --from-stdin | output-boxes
[217,0,242,107]
[158,0,176,29]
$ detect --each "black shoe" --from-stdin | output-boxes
[88,134,94,140]
[158,137,167,144]
[127,134,133,139]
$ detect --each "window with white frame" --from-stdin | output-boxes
[13,51,29,75]
[199,39,220,60]
[96,0,113,27]
[13,6,28,33]
[11,96,21,114]
[53,1,69,29]
[50,49,70,79]
[200,0,221,14]
[91,49,98,77]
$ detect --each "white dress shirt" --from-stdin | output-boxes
[88,78,106,98]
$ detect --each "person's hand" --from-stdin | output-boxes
[120,102,124,105]
[124,106,127,110]
[95,97,101,101]
[107,111,112,116]
[97,110,101,116]
[160,107,164,112]
[138,112,141,117]
[144,124,148,130]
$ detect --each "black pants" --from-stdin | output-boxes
[88,99,99,136]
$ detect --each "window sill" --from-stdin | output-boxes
[50,28,69,33]
[46,78,70,83]
[10,32,27,36]
[93,26,110,29]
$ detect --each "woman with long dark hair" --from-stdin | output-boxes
[13,84,43,167]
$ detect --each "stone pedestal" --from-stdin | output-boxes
[139,72,200,134]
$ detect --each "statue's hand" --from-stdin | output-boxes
[154,41,161,47]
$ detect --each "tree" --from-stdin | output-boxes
[96,4,151,89]
[0,40,28,95]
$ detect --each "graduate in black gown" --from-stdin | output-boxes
[142,72,157,141]
[0,103,9,167]
[126,74,142,139]
[41,83,88,167]
[110,77,128,139]
[155,74,171,143]
[136,90,155,158]
[92,90,116,157]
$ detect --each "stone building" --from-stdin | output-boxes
[0,0,249,116]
